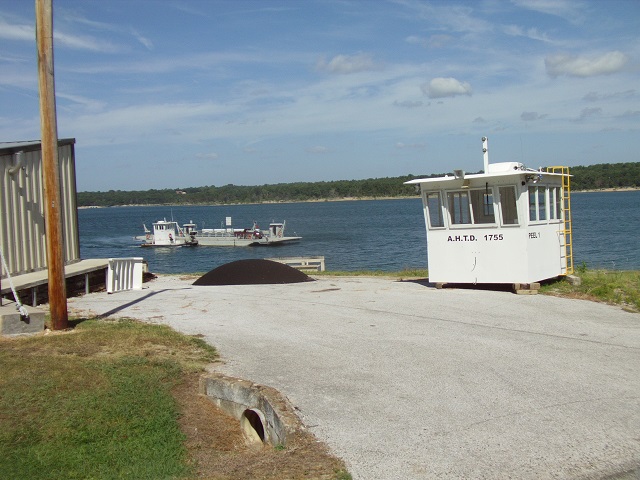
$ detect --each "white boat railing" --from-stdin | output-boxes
[199,230,235,238]
[107,257,144,293]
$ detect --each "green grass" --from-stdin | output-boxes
[315,268,429,279]
[333,469,353,480]
[0,319,217,480]
[540,268,640,312]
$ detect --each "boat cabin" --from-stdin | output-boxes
[405,137,573,285]
[151,220,186,246]
[269,222,286,238]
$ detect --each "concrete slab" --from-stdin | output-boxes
[0,302,45,335]
[67,275,640,480]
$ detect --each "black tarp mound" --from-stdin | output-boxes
[192,259,315,286]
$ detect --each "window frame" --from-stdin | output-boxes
[445,187,498,228]
[549,186,563,222]
[469,187,497,225]
[498,185,519,226]
[528,185,550,224]
[424,191,445,229]
[447,190,472,226]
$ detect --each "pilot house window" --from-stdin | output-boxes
[499,186,518,225]
[470,189,495,224]
[446,189,496,225]
[529,186,547,222]
[448,191,471,224]
[550,187,562,220]
[426,192,444,228]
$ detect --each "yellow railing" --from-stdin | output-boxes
[547,166,574,275]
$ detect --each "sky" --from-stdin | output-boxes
[1,0,639,192]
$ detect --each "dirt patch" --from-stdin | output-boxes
[174,373,349,480]
[193,259,314,286]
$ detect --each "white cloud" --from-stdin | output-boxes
[60,101,230,146]
[0,19,32,41]
[395,142,425,149]
[196,152,219,160]
[398,2,491,35]
[306,146,329,154]
[578,107,602,120]
[0,69,35,90]
[0,16,123,53]
[405,35,425,46]
[405,34,454,49]
[583,90,636,102]
[616,110,640,120]
[66,51,275,75]
[422,77,472,99]
[545,51,628,78]
[316,53,380,74]
[393,100,423,108]
[60,12,152,51]
[131,29,153,50]
[511,0,585,23]
[57,92,106,112]
[521,111,549,121]
[503,25,551,43]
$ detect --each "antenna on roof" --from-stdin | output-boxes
[482,136,489,173]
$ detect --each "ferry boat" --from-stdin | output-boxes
[139,219,198,247]
[182,219,301,247]
[138,217,301,247]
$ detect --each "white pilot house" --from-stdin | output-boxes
[406,137,573,286]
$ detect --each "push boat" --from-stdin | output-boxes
[139,219,198,247]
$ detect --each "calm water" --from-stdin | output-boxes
[78,191,640,274]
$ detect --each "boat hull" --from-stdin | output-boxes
[195,235,301,247]
[140,241,198,247]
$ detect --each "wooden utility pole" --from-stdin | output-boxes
[35,0,68,330]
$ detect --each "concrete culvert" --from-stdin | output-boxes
[193,259,315,286]
[241,408,266,444]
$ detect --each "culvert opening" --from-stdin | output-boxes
[241,408,266,444]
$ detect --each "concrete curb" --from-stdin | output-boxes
[0,302,45,336]
[199,372,306,447]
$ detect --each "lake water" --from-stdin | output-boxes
[78,191,640,274]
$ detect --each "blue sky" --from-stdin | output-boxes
[1,0,638,192]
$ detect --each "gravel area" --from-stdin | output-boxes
[68,275,640,480]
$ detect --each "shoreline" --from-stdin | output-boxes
[77,188,639,209]
[76,195,417,208]
[572,187,640,193]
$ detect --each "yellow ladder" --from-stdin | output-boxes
[547,166,574,275]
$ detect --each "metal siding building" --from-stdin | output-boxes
[0,139,80,279]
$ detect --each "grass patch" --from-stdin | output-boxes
[316,268,428,280]
[540,269,640,312]
[0,319,217,480]
[0,319,349,480]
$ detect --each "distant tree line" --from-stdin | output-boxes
[569,163,640,190]
[77,174,432,206]
[76,162,639,207]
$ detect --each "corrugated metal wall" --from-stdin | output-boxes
[0,139,80,278]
